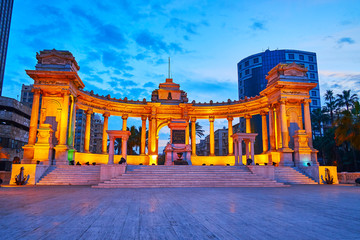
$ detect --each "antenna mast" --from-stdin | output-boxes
[168,57,171,79]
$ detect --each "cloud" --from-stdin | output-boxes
[134,30,183,54]
[166,18,198,35]
[250,20,266,31]
[143,82,156,88]
[337,37,355,45]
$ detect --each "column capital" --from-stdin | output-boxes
[191,117,197,122]
[227,116,233,121]
[32,88,41,95]
[61,89,71,96]
[209,116,215,122]
[244,114,252,119]
[302,99,311,105]
[279,98,287,105]
[122,114,128,120]
[260,111,268,116]
[141,115,147,121]
[85,108,93,115]
[103,112,110,118]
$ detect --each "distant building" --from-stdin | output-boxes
[237,49,321,152]
[74,110,103,153]
[0,0,14,95]
[197,126,237,156]
[20,84,34,108]
[0,96,31,161]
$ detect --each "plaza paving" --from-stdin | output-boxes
[0,185,359,240]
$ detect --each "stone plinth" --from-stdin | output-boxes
[293,130,312,167]
[33,124,54,165]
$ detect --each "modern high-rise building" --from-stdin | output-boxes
[0,0,14,95]
[238,49,321,109]
[237,49,321,153]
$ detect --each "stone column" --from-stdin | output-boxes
[251,140,255,165]
[209,116,215,156]
[245,114,252,154]
[59,91,70,145]
[149,116,157,155]
[227,116,234,156]
[268,107,276,150]
[279,99,289,149]
[185,122,189,145]
[102,112,110,154]
[140,116,147,155]
[28,89,41,145]
[245,115,251,133]
[245,140,250,160]
[84,109,93,153]
[121,137,127,159]
[234,139,238,165]
[122,114,128,131]
[238,140,243,165]
[191,117,197,155]
[303,99,313,148]
[260,111,269,152]
[108,136,115,164]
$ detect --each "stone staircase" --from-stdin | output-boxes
[93,165,285,188]
[274,167,317,184]
[37,165,101,185]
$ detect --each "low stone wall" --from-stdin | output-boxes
[247,165,275,180]
[74,153,149,165]
[298,166,338,184]
[0,171,11,184]
[10,164,49,185]
[100,165,126,182]
[337,172,360,184]
[192,154,269,166]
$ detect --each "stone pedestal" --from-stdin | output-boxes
[293,130,313,167]
[165,119,192,165]
[54,145,69,165]
[22,145,35,164]
[33,124,54,165]
[165,144,191,165]
[278,148,294,166]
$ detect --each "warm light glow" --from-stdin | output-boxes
[149,155,158,165]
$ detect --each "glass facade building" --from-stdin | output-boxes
[238,49,321,110]
[0,0,14,96]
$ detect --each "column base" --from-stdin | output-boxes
[278,148,294,166]
[22,145,35,164]
[54,145,69,165]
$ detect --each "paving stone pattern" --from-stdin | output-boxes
[0,185,359,240]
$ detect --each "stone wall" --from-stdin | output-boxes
[338,172,360,184]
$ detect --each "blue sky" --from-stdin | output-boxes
[3,0,360,149]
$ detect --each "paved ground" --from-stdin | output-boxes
[0,185,359,240]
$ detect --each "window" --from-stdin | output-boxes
[239,73,242,78]
[288,54,295,59]
[239,64,242,70]
[309,56,314,62]
[299,55,304,60]
[245,69,249,75]
[311,91,317,96]
[245,61,249,67]
[312,100,318,106]
[310,73,315,79]
[253,58,259,64]
[309,65,314,70]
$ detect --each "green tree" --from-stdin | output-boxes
[311,107,328,137]
[189,122,205,139]
[336,90,359,112]
[334,102,360,171]
[324,90,336,124]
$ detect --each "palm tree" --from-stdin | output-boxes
[324,90,336,124]
[127,126,141,154]
[311,107,329,137]
[189,122,205,139]
[336,90,359,112]
[335,102,360,171]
